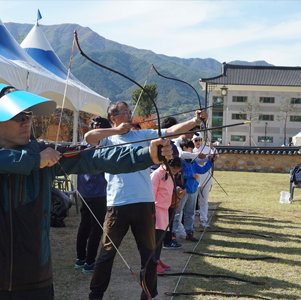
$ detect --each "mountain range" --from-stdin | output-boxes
[5,22,272,120]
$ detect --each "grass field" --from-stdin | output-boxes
[50,171,301,300]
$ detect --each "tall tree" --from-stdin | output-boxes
[239,98,261,146]
[276,95,298,145]
[131,83,158,118]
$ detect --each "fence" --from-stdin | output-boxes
[214,146,301,173]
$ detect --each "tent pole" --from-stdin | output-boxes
[72,110,79,194]
[26,71,29,91]
[73,110,79,145]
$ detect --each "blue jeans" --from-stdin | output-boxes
[172,191,198,235]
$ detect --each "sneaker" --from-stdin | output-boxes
[195,210,200,216]
[82,262,95,274]
[163,240,182,250]
[200,220,210,228]
[186,232,199,242]
[157,263,165,274]
[75,258,86,269]
[158,260,170,270]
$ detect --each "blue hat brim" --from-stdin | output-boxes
[0,85,56,122]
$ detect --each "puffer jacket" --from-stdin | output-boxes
[0,137,153,291]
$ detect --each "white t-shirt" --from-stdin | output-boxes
[193,145,217,187]
[99,129,167,206]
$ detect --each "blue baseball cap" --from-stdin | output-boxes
[0,83,57,122]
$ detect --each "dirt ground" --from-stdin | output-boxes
[50,203,214,300]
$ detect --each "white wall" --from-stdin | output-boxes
[209,88,301,147]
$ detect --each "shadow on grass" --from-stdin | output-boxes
[167,201,301,300]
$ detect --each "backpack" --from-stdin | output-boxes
[51,187,72,227]
[290,166,301,185]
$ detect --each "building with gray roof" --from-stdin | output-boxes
[199,63,301,147]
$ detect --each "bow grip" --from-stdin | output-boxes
[197,112,205,123]
[157,145,164,162]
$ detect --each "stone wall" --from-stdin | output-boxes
[215,153,300,173]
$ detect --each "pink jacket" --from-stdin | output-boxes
[150,165,174,230]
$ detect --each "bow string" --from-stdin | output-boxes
[74,30,178,300]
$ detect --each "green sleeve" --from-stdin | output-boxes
[56,145,153,176]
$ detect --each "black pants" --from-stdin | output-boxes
[155,229,164,261]
[76,196,107,265]
[89,202,157,300]
[164,207,174,246]
[0,285,54,300]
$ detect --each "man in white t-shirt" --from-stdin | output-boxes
[85,101,208,300]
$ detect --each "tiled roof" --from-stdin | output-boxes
[199,63,301,87]
[216,146,301,155]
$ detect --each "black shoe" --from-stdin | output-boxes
[82,262,95,274]
[75,258,86,269]
[163,240,182,250]
[186,232,199,242]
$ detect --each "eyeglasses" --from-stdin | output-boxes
[113,110,132,117]
[10,111,33,122]
[194,139,202,142]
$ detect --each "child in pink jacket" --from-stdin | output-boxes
[150,157,184,274]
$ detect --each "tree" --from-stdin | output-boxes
[276,95,298,145]
[132,115,157,130]
[131,83,158,118]
[32,109,93,142]
[55,109,93,142]
[239,98,261,146]
[32,114,54,140]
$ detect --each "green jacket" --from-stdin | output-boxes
[0,137,153,291]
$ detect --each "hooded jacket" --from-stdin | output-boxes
[0,138,153,291]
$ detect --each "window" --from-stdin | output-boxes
[212,130,222,144]
[213,96,224,106]
[259,115,274,121]
[233,96,247,102]
[213,111,223,117]
[258,136,273,143]
[212,97,224,127]
[291,98,301,104]
[231,135,246,142]
[290,116,301,122]
[232,113,247,120]
[260,97,275,103]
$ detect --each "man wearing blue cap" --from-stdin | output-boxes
[0,84,173,300]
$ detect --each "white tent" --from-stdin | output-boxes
[0,19,110,142]
[20,22,110,115]
[292,131,301,146]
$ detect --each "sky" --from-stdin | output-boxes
[1,0,301,67]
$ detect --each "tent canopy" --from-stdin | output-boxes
[0,19,110,117]
[21,22,77,81]
[292,131,301,146]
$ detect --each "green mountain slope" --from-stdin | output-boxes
[4,22,271,120]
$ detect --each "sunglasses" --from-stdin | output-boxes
[10,111,33,122]
[113,110,132,117]
[194,139,202,142]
